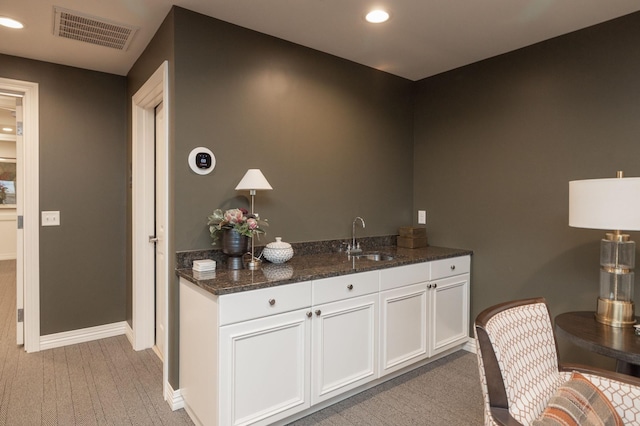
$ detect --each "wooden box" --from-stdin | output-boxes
[399,227,427,238]
[397,236,428,249]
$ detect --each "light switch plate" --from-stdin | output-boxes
[42,211,60,226]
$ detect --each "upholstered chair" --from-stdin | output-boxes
[474,297,640,425]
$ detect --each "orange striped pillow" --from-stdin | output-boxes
[532,372,623,426]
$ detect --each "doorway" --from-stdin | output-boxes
[0,78,39,353]
[131,62,170,400]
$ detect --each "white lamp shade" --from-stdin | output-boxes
[569,177,640,231]
[235,169,273,191]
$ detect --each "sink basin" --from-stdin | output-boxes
[352,252,394,262]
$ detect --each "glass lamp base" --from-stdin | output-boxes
[595,297,636,327]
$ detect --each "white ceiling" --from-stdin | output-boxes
[1,1,640,81]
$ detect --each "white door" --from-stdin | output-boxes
[311,293,378,404]
[219,309,312,426]
[379,282,429,376]
[429,274,469,356]
[14,96,23,345]
[153,102,165,360]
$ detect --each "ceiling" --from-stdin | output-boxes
[1,1,640,81]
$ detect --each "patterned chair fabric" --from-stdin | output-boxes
[475,297,640,426]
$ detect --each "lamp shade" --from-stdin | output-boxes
[569,176,640,231]
[235,169,273,191]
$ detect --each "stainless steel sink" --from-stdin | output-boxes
[352,252,394,261]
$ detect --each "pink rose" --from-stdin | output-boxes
[224,208,244,224]
[247,218,258,230]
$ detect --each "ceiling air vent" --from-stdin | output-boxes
[53,6,138,51]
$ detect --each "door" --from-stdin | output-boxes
[153,102,166,359]
[14,96,23,345]
[379,282,428,376]
[311,293,378,404]
[429,274,469,356]
[219,309,311,426]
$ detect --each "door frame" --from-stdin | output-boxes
[131,62,170,395]
[0,77,40,352]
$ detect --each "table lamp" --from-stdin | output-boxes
[569,171,640,327]
[235,169,272,270]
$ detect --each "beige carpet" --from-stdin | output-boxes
[0,260,193,425]
[0,260,483,425]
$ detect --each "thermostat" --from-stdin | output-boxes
[188,147,216,175]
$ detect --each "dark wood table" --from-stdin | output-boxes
[555,311,640,376]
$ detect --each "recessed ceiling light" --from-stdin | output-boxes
[366,10,389,24]
[0,16,24,29]
[2,127,13,132]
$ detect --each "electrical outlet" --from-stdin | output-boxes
[418,210,426,225]
[42,211,60,226]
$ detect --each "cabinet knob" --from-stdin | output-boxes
[306,311,312,318]
[269,299,276,306]
[433,283,437,289]
[315,310,321,316]
[427,284,432,289]
[347,284,354,290]
[450,265,456,270]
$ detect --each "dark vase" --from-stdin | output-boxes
[222,229,249,269]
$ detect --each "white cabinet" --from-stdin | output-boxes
[379,263,430,376]
[428,256,470,357]
[311,271,378,404]
[311,293,378,403]
[379,256,470,375]
[180,254,470,426]
[219,308,311,426]
[379,282,429,375]
[180,279,312,426]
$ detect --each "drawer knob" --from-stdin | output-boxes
[347,284,354,290]
[306,311,312,318]
[315,310,322,316]
[450,265,456,270]
[269,299,276,306]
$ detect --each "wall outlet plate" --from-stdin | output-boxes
[418,210,427,225]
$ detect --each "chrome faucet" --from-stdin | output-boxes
[349,216,365,254]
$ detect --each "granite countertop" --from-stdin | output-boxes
[176,245,472,296]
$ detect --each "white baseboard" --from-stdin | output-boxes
[462,337,476,353]
[166,383,184,411]
[125,321,134,347]
[40,321,127,351]
[0,253,16,260]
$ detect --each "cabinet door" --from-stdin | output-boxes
[219,308,311,426]
[311,293,378,404]
[379,282,429,376]
[429,273,470,356]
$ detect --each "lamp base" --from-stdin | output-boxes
[595,298,636,327]
[244,258,262,270]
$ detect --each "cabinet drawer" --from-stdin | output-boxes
[431,255,470,280]
[380,262,430,291]
[312,271,378,305]
[219,281,312,326]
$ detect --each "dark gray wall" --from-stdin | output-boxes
[413,12,640,368]
[172,8,414,250]
[0,54,127,334]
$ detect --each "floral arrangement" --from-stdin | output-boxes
[207,208,268,243]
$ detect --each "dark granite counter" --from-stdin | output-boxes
[176,245,472,296]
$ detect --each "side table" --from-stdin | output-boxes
[555,311,640,377]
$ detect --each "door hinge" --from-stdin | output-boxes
[17,308,23,323]
[16,121,23,136]
[17,216,23,229]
